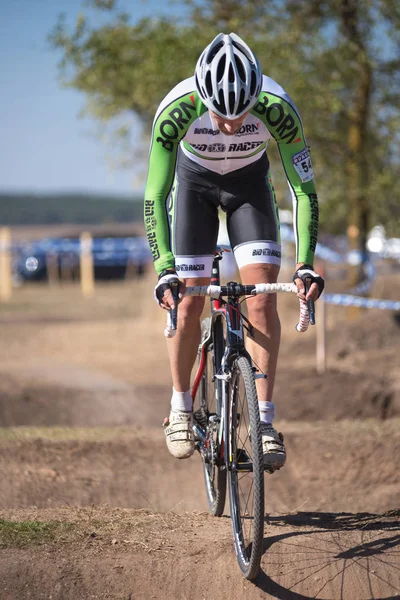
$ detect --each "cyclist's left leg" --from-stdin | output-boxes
[224,161,286,468]
[239,262,280,405]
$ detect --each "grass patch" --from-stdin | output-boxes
[0,519,75,548]
[0,426,145,444]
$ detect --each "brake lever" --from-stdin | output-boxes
[305,279,316,325]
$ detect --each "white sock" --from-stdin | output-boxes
[259,401,275,425]
[171,387,193,412]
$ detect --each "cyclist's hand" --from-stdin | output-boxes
[293,264,325,301]
[154,271,186,311]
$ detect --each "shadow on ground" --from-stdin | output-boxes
[255,511,400,600]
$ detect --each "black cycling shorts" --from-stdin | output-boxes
[168,148,281,278]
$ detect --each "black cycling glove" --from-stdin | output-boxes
[293,264,325,297]
[154,270,180,304]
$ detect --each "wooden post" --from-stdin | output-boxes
[0,227,12,301]
[316,295,326,374]
[316,263,326,374]
[46,252,60,286]
[80,232,94,297]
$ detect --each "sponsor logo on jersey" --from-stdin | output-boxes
[208,143,226,152]
[176,264,205,272]
[166,185,175,231]
[252,248,282,258]
[194,128,220,135]
[192,123,260,138]
[253,95,301,143]
[147,231,160,260]
[308,193,319,252]
[191,141,264,153]
[235,123,260,137]
[157,99,197,152]
[145,216,157,230]
[228,141,264,152]
[144,200,160,260]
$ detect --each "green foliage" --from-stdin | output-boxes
[50,10,206,127]
[0,193,142,225]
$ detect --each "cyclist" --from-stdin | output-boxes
[145,32,324,468]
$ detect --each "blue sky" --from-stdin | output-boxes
[0,0,187,195]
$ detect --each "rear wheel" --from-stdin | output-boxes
[197,316,226,517]
[228,355,264,580]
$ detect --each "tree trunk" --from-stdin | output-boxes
[341,0,372,290]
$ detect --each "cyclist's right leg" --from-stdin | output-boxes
[166,282,208,394]
[163,283,208,459]
[163,149,219,459]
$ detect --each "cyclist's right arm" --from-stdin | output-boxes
[144,122,179,277]
[144,79,202,277]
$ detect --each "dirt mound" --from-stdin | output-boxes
[0,364,170,428]
[1,506,399,600]
[1,362,396,428]
[275,368,397,421]
[0,307,398,428]
[1,420,399,514]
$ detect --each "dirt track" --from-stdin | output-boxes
[0,274,399,599]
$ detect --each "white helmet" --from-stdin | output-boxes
[195,32,263,120]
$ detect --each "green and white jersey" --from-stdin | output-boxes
[145,75,319,274]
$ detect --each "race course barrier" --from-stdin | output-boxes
[323,293,400,311]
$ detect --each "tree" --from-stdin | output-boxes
[283,0,400,286]
[50,0,400,256]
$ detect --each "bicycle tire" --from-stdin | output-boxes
[228,355,264,580]
[198,316,227,517]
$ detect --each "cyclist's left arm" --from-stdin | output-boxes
[260,94,323,301]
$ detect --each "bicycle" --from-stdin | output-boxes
[164,248,313,580]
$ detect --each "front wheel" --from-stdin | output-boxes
[228,355,264,580]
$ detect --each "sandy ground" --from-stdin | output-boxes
[0,270,399,599]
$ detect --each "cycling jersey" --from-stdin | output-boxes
[145,74,319,275]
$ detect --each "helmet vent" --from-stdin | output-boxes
[232,39,252,62]
[229,91,235,114]
[207,41,224,63]
[234,56,246,82]
[250,70,257,95]
[205,71,213,96]
[195,74,205,99]
[216,90,227,116]
[237,90,250,115]
[216,56,226,81]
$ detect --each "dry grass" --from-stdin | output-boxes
[0,426,151,444]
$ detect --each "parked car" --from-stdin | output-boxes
[14,236,152,281]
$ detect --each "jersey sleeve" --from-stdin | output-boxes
[252,91,319,266]
[144,88,201,274]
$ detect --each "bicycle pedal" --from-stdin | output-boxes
[264,465,281,474]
